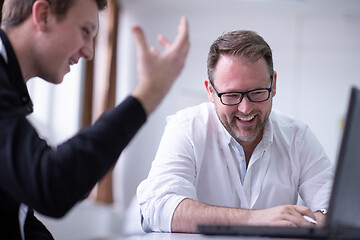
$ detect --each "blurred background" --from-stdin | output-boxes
[26,0,360,239]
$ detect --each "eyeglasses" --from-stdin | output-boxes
[209,78,273,106]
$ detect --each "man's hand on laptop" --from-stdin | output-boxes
[249,205,318,227]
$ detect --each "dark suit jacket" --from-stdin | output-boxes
[0,29,146,239]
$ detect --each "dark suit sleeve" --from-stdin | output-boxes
[0,92,146,217]
[24,208,54,240]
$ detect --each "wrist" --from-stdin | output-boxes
[315,208,328,215]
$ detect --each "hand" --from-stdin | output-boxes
[248,205,317,227]
[131,16,190,116]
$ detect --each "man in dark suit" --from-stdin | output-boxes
[0,0,190,239]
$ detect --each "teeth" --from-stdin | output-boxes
[238,115,255,122]
[69,59,76,65]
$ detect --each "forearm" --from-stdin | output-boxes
[131,85,168,116]
[171,199,319,233]
[0,96,146,217]
[171,198,250,233]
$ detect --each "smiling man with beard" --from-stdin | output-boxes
[137,30,333,233]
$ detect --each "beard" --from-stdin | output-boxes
[216,105,271,145]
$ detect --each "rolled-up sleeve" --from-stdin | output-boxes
[137,115,198,232]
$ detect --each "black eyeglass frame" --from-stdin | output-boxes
[209,77,273,106]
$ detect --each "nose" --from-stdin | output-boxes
[237,95,254,115]
[81,39,94,60]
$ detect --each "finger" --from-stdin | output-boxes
[150,46,161,56]
[158,35,171,49]
[132,25,149,55]
[278,205,311,227]
[294,205,315,218]
[172,16,190,52]
[284,213,313,227]
[292,212,315,226]
[178,16,189,41]
[280,220,297,227]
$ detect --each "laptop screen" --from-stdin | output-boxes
[326,87,360,229]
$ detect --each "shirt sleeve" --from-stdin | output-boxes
[137,115,198,232]
[0,95,146,217]
[297,127,334,211]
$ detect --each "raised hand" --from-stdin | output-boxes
[131,16,190,115]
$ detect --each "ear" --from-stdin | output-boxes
[272,71,277,97]
[204,79,215,103]
[32,0,52,31]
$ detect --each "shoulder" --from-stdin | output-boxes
[164,102,217,142]
[167,102,214,125]
[269,109,310,144]
[270,109,307,131]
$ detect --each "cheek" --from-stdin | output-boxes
[215,103,235,119]
[62,40,80,55]
[58,30,83,56]
[257,101,273,117]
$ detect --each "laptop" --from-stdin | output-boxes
[198,87,360,239]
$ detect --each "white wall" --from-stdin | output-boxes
[115,0,360,209]
[27,63,84,146]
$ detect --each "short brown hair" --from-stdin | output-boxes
[1,0,107,27]
[207,30,274,83]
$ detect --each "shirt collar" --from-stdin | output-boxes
[0,29,33,115]
[0,35,8,63]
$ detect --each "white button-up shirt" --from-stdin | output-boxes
[137,102,334,232]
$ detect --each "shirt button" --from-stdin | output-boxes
[22,96,28,103]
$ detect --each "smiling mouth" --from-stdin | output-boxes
[236,114,256,123]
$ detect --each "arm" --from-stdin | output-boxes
[297,127,333,224]
[172,198,318,233]
[131,16,190,116]
[0,96,146,217]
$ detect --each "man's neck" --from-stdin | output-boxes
[2,23,35,82]
[239,130,264,167]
